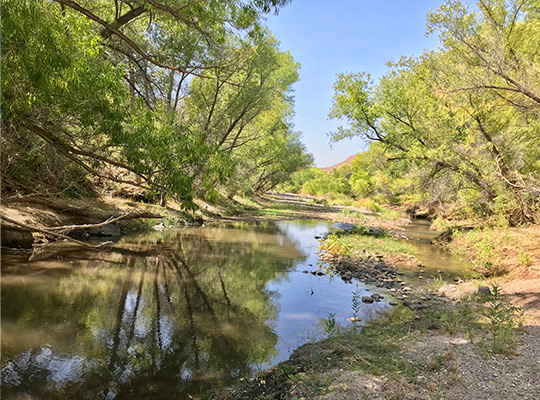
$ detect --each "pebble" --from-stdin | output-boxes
[362,296,374,304]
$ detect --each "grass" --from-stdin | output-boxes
[430,274,446,289]
[221,285,525,399]
[452,228,512,276]
[339,208,367,223]
[320,227,416,257]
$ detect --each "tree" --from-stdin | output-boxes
[1,0,298,209]
[329,0,540,224]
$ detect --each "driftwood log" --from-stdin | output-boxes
[1,208,163,249]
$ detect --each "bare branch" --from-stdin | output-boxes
[1,215,114,249]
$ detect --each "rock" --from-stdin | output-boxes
[390,302,398,306]
[367,227,385,236]
[361,296,374,304]
[153,222,165,231]
[402,286,412,292]
[371,293,382,301]
[87,223,122,237]
[302,270,309,274]
[1,227,34,248]
[316,271,324,276]
[477,286,492,296]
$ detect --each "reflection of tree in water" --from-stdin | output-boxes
[1,225,303,399]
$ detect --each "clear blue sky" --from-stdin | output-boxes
[265,0,444,168]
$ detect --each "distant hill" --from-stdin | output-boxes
[319,154,358,173]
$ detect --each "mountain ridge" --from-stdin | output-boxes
[319,154,358,172]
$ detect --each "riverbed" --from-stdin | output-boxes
[1,219,468,399]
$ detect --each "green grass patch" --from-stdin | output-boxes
[452,228,512,276]
[321,228,416,257]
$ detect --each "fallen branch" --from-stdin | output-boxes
[1,215,114,249]
[44,209,134,233]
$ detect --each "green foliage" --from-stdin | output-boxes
[480,285,524,355]
[324,313,339,337]
[1,0,306,206]
[320,227,416,257]
[453,229,510,276]
[301,170,351,197]
[328,0,540,225]
[518,248,531,267]
[430,274,446,290]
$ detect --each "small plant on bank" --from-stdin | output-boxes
[479,285,524,355]
[340,208,367,223]
[430,274,445,289]
[518,248,531,267]
[351,287,362,319]
[324,313,339,337]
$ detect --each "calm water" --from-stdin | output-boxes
[1,220,388,399]
[1,219,469,399]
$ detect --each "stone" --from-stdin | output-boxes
[153,222,165,231]
[302,270,309,274]
[390,302,398,306]
[371,293,382,301]
[1,227,34,248]
[361,296,374,304]
[477,286,492,296]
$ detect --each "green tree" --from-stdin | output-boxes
[329,0,540,224]
[1,0,298,208]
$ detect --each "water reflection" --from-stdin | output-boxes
[2,222,304,399]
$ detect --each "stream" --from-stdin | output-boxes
[1,219,470,399]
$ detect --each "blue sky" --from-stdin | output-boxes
[265,0,444,168]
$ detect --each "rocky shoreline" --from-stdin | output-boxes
[316,238,452,312]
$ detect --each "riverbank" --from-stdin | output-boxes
[211,195,540,400]
[0,191,405,248]
[220,304,539,400]
[2,192,539,399]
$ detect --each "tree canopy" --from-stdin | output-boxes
[329,0,540,225]
[1,0,311,208]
